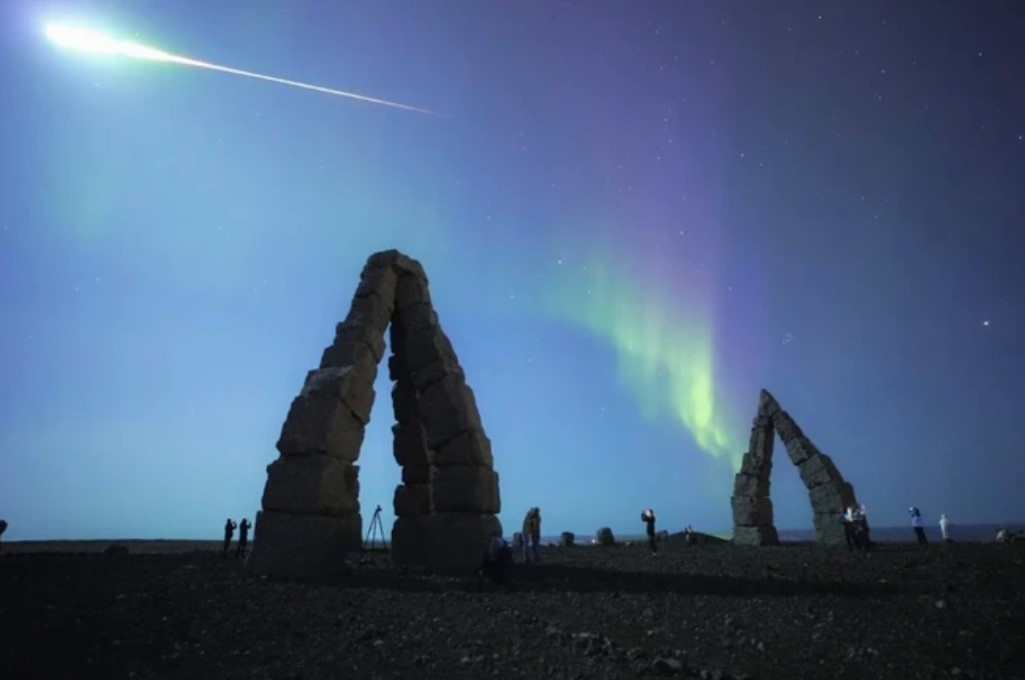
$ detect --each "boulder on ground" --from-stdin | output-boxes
[596,527,616,546]
[559,531,575,547]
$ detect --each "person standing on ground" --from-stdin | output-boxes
[857,504,873,551]
[641,508,658,555]
[223,518,237,557]
[236,518,251,558]
[939,513,953,543]
[0,518,7,555]
[520,507,542,563]
[909,507,928,544]
[478,535,514,588]
[842,506,859,551]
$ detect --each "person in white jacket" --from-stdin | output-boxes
[939,513,953,543]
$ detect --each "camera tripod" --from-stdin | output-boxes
[364,505,386,552]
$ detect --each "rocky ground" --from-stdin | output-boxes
[2,538,1023,680]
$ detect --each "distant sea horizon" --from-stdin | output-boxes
[5,523,1022,547]
[562,522,1024,545]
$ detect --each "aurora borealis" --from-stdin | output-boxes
[1,1,1023,541]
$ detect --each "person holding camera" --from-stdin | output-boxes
[641,508,658,555]
[909,507,928,544]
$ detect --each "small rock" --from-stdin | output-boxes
[652,656,684,674]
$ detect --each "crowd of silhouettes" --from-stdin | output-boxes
[222,517,251,558]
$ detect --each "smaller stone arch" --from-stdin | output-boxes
[731,389,858,545]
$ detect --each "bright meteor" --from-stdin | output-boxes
[43,22,437,115]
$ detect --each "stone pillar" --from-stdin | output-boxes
[248,256,394,579]
[731,402,779,545]
[390,263,502,573]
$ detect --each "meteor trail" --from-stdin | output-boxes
[43,22,437,115]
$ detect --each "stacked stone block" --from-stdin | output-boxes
[730,398,779,545]
[250,250,502,578]
[731,389,859,547]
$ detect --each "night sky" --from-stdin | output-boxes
[1,1,1022,541]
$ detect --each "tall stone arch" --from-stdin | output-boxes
[248,250,502,578]
[731,389,858,546]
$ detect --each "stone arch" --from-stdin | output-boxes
[731,389,858,546]
[248,250,502,578]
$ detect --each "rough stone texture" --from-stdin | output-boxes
[783,437,818,466]
[275,392,365,461]
[253,250,502,578]
[798,453,842,489]
[813,512,847,544]
[432,428,494,467]
[391,423,431,468]
[732,473,770,497]
[300,366,376,425]
[423,512,502,574]
[732,524,780,546]
[560,531,576,547]
[390,516,432,567]
[771,411,804,444]
[808,480,855,515]
[747,425,774,461]
[342,294,394,338]
[262,457,360,517]
[430,465,501,513]
[401,329,458,376]
[391,381,421,426]
[596,527,616,546]
[410,358,464,393]
[756,389,782,417]
[730,495,774,526]
[395,274,432,310]
[731,388,859,547]
[247,510,361,579]
[401,465,431,485]
[393,484,432,517]
[417,375,483,450]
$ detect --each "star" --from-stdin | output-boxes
[982,320,990,327]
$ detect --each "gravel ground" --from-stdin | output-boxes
[1,539,1023,680]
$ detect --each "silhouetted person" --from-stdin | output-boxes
[683,525,696,546]
[478,536,513,588]
[223,518,237,557]
[236,518,251,558]
[855,504,872,551]
[0,518,7,555]
[909,507,928,544]
[641,508,657,554]
[521,507,541,563]
[842,506,859,551]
